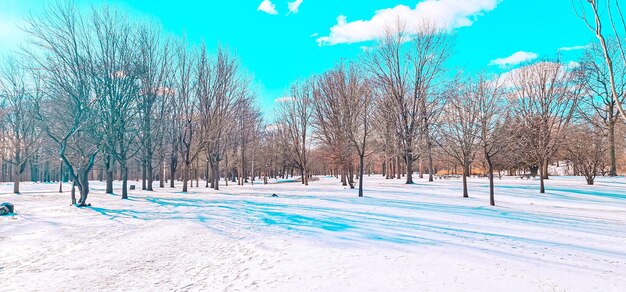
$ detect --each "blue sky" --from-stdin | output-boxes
[0,0,593,117]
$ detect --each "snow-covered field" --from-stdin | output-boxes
[1,175,625,291]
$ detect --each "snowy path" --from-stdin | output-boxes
[1,176,626,291]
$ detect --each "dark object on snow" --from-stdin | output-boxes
[271,194,279,198]
[129,185,136,190]
[0,202,14,215]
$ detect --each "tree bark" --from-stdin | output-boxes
[609,120,617,176]
[13,172,20,194]
[539,162,548,194]
[182,162,190,193]
[71,181,76,205]
[428,144,434,182]
[105,155,113,194]
[405,152,414,184]
[487,156,495,206]
[77,170,90,206]
[169,157,177,188]
[462,161,469,198]
[159,160,165,188]
[147,157,154,191]
[141,162,147,190]
[358,154,364,197]
[213,162,220,190]
[121,164,129,199]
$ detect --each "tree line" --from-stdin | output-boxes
[0,1,625,207]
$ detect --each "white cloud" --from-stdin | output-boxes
[489,51,538,68]
[310,32,318,37]
[287,0,303,15]
[317,0,500,46]
[558,45,590,52]
[257,0,278,15]
[274,96,294,103]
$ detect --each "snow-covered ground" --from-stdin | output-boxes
[1,175,626,291]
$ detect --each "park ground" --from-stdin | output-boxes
[1,175,625,291]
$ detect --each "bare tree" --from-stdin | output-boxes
[278,80,313,185]
[575,0,626,119]
[91,7,141,199]
[510,61,583,193]
[365,20,452,184]
[200,46,249,190]
[475,75,509,205]
[565,122,608,185]
[437,78,481,198]
[579,41,626,176]
[136,24,170,191]
[174,40,198,193]
[25,2,104,206]
[0,57,40,194]
[312,63,372,196]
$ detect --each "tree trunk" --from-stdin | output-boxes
[147,158,154,191]
[487,156,495,206]
[13,171,20,194]
[609,120,617,176]
[428,143,434,182]
[182,162,189,193]
[159,160,165,188]
[141,162,147,190]
[418,158,424,179]
[205,159,210,187]
[71,180,76,205]
[121,164,129,199]
[358,154,364,197]
[213,162,220,190]
[77,170,90,206]
[405,152,414,184]
[105,155,113,194]
[302,167,309,186]
[169,153,177,188]
[539,160,546,194]
[462,161,469,198]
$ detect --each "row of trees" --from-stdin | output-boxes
[0,2,624,207]
[0,3,266,206]
[275,20,621,205]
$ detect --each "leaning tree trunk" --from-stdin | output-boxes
[71,180,76,205]
[77,170,90,206]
